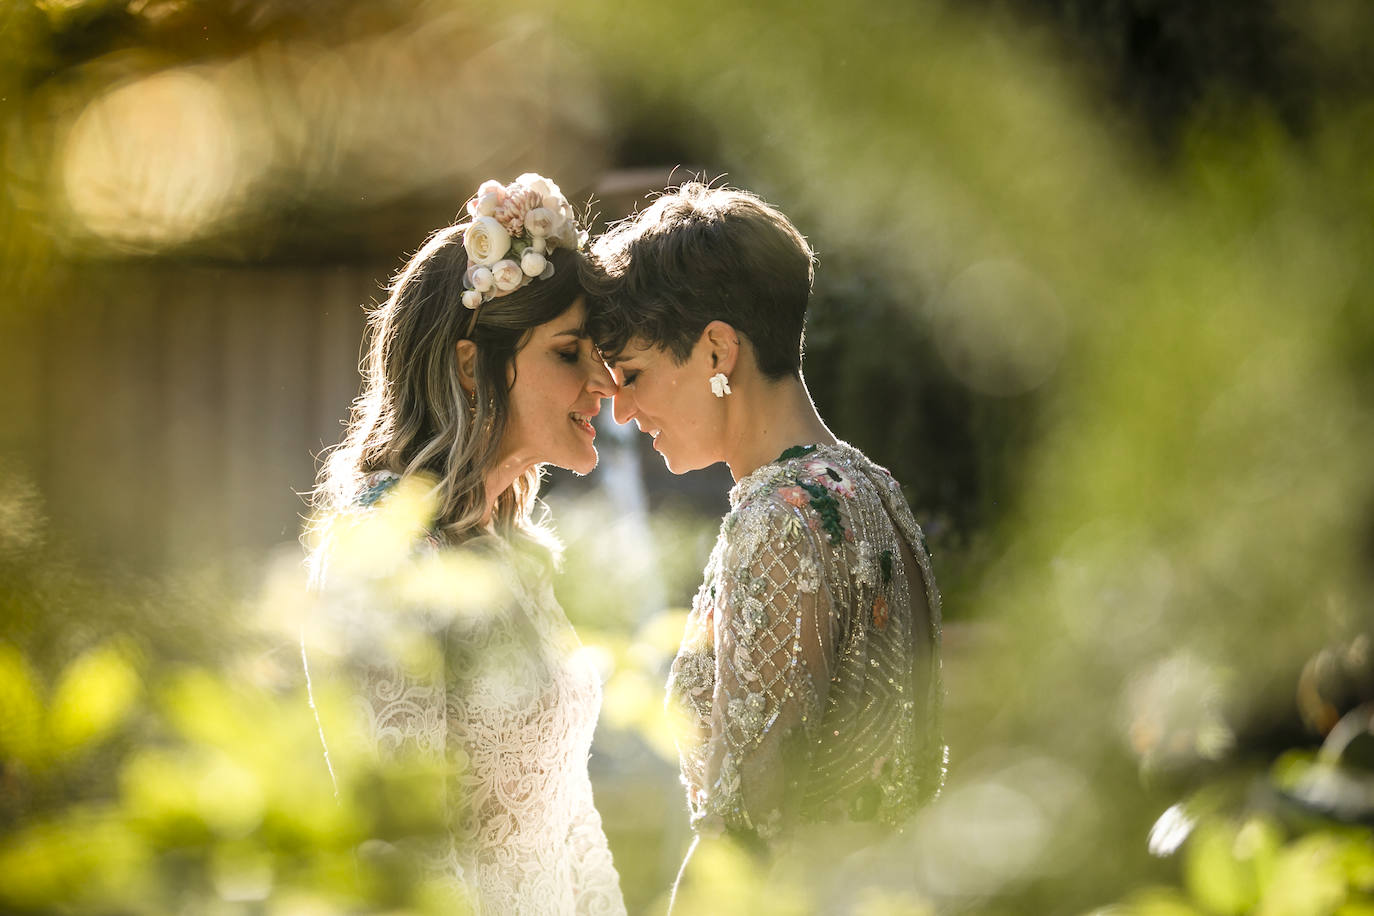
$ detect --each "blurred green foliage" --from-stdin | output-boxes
[0,484,470,913]
[3,0,1374,913]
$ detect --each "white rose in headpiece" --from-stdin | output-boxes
[521,249,547,277]
[462,290,484,310]
[524,207,559,239]
[491,259,524,293]
[474,192,501,217]
[516,173,560,201]
[464,217,511,266]
[468,266,494,292]
[467,180,506,218]
[553,218,580,251]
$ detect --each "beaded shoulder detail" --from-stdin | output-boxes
[731,442,903,518]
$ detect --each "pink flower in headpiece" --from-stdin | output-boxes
[494,186,542,236]
[491,259,525,293]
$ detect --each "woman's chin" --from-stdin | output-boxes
[562,447,599,477]
[661,452,691,475]
[661,447,714,476]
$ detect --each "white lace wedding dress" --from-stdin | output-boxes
[305,475,626,915]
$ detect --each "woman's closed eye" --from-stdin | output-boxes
[619,369,639,387]
[557,348,580,364]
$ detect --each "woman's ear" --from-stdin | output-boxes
[702,320,740,376]
[455,339,479,396]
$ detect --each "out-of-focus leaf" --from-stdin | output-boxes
[853,886,936,916]
[119,746,211,841]
[48,641,141,754]
[0,806,151,910]
[674,834,810,916]
[1115,888,1207,916]
[1183,820,1258,915]
[1257,835,1349,916]
[195,750,266,838]
[0,643,45,769]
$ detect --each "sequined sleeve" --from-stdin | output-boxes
[702,496,837,839]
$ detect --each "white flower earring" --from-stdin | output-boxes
[709,372,732,398]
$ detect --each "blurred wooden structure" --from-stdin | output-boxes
[0,262,380,573]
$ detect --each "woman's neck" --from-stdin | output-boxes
[723,373,836,483]
[483,454,535,524]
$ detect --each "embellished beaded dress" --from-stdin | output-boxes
[307,473,626,916]
[666,442,945,843]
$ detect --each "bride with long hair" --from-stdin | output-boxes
[303,173,625,914]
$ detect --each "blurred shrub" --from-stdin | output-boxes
[0,476,470,913]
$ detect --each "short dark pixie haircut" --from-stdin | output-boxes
[586,182,816,380]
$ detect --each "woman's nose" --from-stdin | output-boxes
[586,359,616,398]
[612,389,635,425]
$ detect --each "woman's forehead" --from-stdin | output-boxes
[534,299,588,341]
[611,339,669,365]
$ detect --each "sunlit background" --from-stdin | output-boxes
[2,0,1373,913]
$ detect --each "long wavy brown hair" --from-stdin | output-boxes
[310,221,587,553]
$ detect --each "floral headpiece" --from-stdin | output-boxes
[459,173,583,310]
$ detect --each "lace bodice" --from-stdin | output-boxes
[666,442,945,843]
[306,476,625,915]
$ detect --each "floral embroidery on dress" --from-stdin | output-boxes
[728,691,767,738]
[795,554,821,595]
[672,650,715,718]
[666,441,946,845]
[796,479,848,544]
[732,641,761,685]
[802,456,858,498]
[872,595,890,630]
[855,540,881,592]
[737,595,769,636]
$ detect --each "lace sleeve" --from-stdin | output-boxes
[303,562,464,886]
[353,635,448,767]
[567,761,627,916]
[703,498,838,840]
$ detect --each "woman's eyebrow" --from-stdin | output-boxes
[551,326,589,340]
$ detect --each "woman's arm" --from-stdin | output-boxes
[700,499,838,841]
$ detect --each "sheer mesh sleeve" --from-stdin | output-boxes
[701,498,838,840]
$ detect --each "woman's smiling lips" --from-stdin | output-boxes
[570,410,597,438]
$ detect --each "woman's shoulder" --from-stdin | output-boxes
[355,469,404,509]
[729,442,898,537]
[311,472,454,587]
